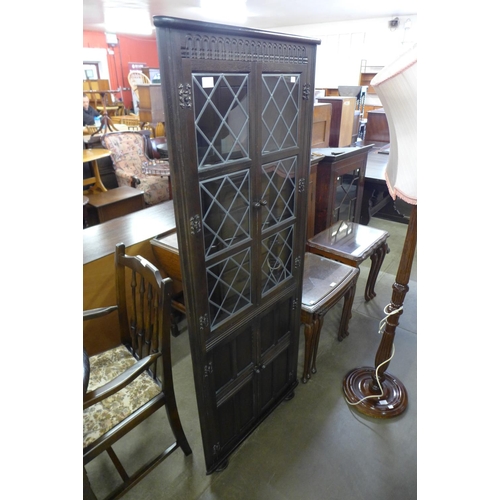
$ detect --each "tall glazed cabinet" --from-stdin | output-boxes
[154,16,319,474]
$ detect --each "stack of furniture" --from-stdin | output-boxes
[316,96,357,147]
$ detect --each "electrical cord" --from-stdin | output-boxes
[345,304,403,406]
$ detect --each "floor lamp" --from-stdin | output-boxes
[343,44,417,418]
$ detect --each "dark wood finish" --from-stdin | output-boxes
[86,186,145,225]
[364,108,390,143]
[306,154,323,240]
[316,96,356,147]
[300,253,358,383]
[83,244,192,499]
[137,84,165,124]
[311,103,332,148]
[154,16,319,474]
[343,205,416,417]
[311,145,372,235]
[307,220,389,302]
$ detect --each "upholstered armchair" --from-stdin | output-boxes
[101,131,171,205]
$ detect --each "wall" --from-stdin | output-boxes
[269,15,418,89]
[83,15,417,107]
[83,31,159,109]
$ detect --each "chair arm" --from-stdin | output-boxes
[83,352,161,410]
[83,305,118,321]
[131,175,141,187]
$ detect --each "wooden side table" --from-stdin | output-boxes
[300,252,359,383]
[83,148,110,194]
[307,220,389,302]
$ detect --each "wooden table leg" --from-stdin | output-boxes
[365,241,389,301]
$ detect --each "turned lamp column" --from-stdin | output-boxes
[343,43,417,419]
[343,204,416,417]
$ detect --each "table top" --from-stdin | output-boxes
[301,252,358,312]
[308,220,389,263]
[83,148,111,162]
[83,200,176,265]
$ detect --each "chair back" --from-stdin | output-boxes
[128,71,151,100]
[115,243,171,383]
[101,131,149,177]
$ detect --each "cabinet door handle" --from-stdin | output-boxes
[253,199,268,208]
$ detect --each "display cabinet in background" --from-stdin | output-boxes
[154,16,319,474]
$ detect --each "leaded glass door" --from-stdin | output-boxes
[155,16,319,474]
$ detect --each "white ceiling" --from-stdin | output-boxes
[83,0,418,36]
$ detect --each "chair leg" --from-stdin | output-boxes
[163,401,192,456]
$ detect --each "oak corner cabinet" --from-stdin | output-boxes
[154,16,320,474]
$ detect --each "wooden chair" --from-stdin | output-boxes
[101,131,171,205]
[83,243,192,499]
[128,70,151,101]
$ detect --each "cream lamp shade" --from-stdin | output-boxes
[371,44,417,205]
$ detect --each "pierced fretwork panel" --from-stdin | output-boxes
[261,156,296,230]
[262,74,300,153]
[261,225,294,295]
[206,248,252,328]
[333,170,360,223]
[200,170,251,258]
[193,73,249,168]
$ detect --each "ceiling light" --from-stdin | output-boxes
[104,8,152,36]
[200,0,247,24]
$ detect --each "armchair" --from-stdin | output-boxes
[101,131,171,205]
[83,243,192,499]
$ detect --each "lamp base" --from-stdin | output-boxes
[343,367,408,418]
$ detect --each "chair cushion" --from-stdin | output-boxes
[83,345,161,449]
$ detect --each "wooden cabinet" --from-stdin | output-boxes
[316,96,356,147]
[137,84,165,124]
[364,108,390,143]
[311,103,332,148]
[310,145,373,235]
[154,16,319,474]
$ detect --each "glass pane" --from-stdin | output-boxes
[200,170,251,258]
[193,73,249,168]
[261,225,294,295]
[207,248,252,328]
[262,74,300,154]
[261,156,296,230]
[333,170,360,222]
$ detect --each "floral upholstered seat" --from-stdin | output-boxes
[101,131,171,205]
[83,345,161,449]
